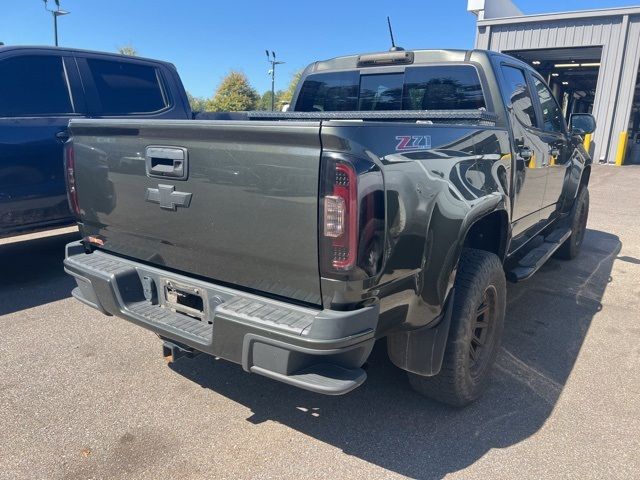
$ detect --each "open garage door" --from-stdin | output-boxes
[506,47,602,123]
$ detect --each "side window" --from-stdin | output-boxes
[500,65,536,128]
[403,65,486,110]
[0,55,73,116]
[533,77,564,133]
[86,59,169,115]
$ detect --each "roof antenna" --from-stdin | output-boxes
[387,17,404,52]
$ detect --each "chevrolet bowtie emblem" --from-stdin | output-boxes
[145,184,192,210]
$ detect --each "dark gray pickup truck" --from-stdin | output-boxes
[64,49,595,406]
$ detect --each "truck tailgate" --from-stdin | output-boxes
[69,119,323,305]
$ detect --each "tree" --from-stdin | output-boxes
[258,90,286,110]
[187,92,209,113]
[277,71,302,107]
[118,45,137,56]
[257,91,274,111]
[209,71,259,112]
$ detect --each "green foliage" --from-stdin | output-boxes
[278,71,302,106]
[117,45,137,56]
[187,92,210,113]
[259,90,288,110]
[256,72,302,111]
[209,71,259,112]
[274,89,286,109]
[184,68,303,113]
[257,91,274,111]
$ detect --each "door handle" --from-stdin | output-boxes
[55,130,69,141]
[145,146,188,180]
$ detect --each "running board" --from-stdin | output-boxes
[506,227,571,283]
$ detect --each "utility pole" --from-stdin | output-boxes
[265,50,285,111]
[43,0,70,46]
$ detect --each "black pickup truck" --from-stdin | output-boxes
[0,46,192,238]
[64,49,595,406]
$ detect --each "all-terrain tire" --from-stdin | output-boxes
[555,187,589,260]
[408,248,506,407]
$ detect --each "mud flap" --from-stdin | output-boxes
[386,290,454,376]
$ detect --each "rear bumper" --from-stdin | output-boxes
[64,241,377,395]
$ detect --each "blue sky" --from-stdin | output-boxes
[2,0,638,97]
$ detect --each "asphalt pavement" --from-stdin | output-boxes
[1,166,639,480]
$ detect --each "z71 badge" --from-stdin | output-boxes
[395,135,432,151]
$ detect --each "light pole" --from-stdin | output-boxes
[43,0,69,46]
[265,50,284,111]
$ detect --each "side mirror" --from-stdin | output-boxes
[569,113,596,136]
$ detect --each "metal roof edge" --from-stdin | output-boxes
[477,6,640,26]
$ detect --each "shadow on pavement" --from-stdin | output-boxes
[169,229,620,479]
[0,231,79,315]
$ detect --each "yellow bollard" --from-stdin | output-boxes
[615,131,628,166]
[583,133,592,154]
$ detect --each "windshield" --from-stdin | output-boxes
[294,65,486,112]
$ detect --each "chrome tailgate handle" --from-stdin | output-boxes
[145,146,188,180]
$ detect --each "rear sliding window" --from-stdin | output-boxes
[86,59,170,115]
[295,65,486,112]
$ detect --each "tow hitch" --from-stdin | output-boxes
[161,339,201,362]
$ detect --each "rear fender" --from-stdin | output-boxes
[415,193,508,322]
[385,198,508,376]
[319,125,512,340]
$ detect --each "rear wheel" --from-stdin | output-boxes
[555,187,589,260]
[408,248,506,407]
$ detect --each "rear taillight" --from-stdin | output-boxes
[64,142,80,217]
[320,155,385,282]
[321,160,358,273]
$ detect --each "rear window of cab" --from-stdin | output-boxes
[295,65,486,112]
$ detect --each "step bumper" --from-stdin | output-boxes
[64,241,377,395]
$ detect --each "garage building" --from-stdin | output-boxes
[468,0,640,164]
